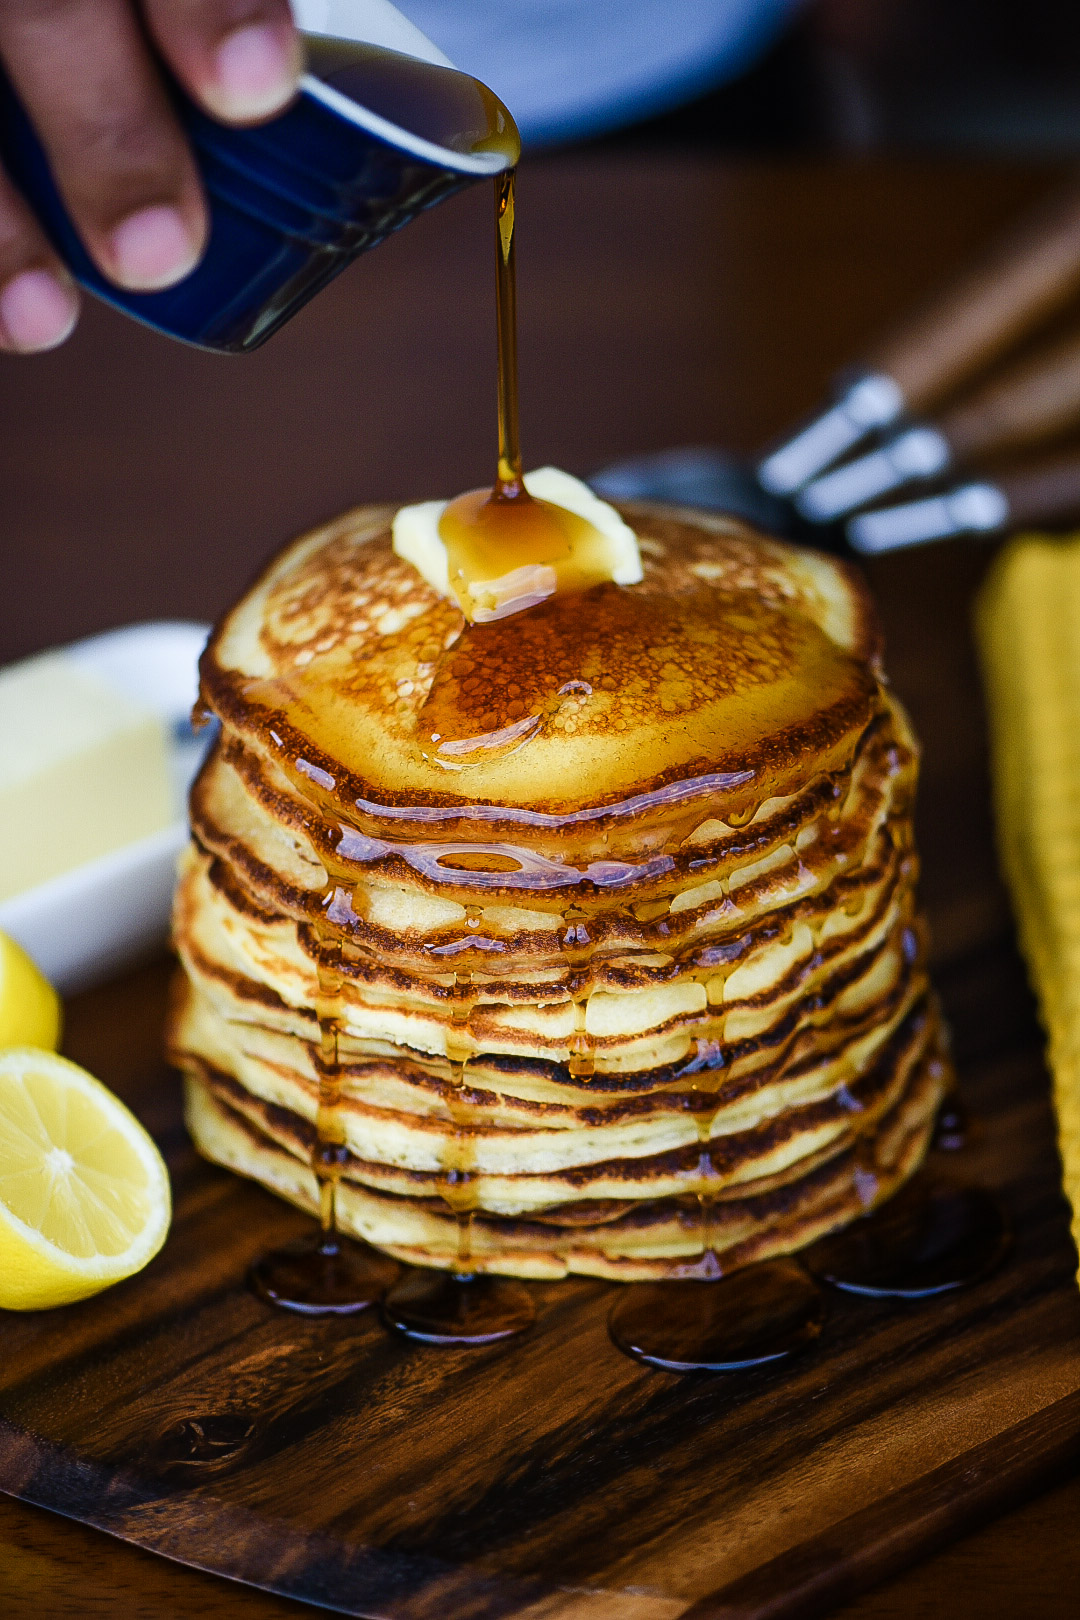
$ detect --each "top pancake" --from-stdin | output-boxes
[200,502,882,829]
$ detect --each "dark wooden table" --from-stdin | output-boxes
[1,152,1078,1617]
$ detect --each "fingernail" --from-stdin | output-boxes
[209,23,300,121]
[107,206,201,290]
[0,269,79,352]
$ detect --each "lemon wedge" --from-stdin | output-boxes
[0,931,61,1051]
[0,1048,170,1309]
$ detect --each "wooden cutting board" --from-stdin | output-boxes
[0,939,1077,1620]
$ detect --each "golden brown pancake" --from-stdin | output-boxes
[168,500,948,1278]
[199,502,881,832]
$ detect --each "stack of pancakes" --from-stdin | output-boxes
[168,500,949,1279]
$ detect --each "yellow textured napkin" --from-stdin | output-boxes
[976,534,1080,1274]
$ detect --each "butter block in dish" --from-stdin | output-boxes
[0,622,210,993]
[0,652,173,903]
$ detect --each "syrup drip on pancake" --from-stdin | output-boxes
[444,972,478,1259]
[692,1066,727,1279]
[562,911,596,1081]
[383,951,536,1343]
[250,911,401,1313]
[418,579,871,773]
[242,46,523,1317]
[251,170,546,1329]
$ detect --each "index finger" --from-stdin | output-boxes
[0,0,207,289]
[142,0,303,125]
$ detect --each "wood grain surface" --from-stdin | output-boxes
[1,156,1079,1617]
[2,884,1077,1620]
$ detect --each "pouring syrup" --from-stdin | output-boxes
[382,169,538,1344]
[249,34,522,1320]
[248,43,1007,1356]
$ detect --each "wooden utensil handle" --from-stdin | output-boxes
[867,180,1080,411]
[999,455,1080,527]
[942,328,1080,461]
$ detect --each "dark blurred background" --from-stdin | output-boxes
[4,0,1080,666]
[615,0,1080,153]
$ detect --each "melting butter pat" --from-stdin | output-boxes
[0,653,174,903]
[392,467,642,619]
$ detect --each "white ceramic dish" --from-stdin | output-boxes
[0,621,211,995]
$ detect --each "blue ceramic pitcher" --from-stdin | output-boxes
[0,9,518,353]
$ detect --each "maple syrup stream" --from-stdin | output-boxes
[495,170,522,495]
[383,172,536,1343]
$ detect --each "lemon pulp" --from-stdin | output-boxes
[0,1048,170,1309]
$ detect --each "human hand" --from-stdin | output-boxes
[0,1,302,353]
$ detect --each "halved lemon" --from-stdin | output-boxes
[0,931,61,1051]
[0,1048,171,1310]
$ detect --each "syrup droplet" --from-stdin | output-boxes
[608,1260,825,1373]
[382,1269,536,1345]
[250,1232,400,1316]
[804,1178,1008,1299]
